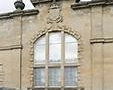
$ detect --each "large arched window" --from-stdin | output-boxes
[34,31,79,89]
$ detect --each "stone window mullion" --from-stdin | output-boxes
[61,31,64,90]
[45,32,49,89]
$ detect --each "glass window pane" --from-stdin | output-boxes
[65,33,78,63]
[49,33,61,63]
[65,33,77,43]
[49,32,61,44]
[64,67,78,86]
[48,68,61,86]
[34,68,45,86]
[34,36,45,64]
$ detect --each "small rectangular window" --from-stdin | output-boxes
[49,33,61,63]
[34,68,45,86]
[48,68,61,86]
[65,42,78,63]
[64,67,78,86]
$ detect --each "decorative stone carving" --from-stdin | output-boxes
[14,0,25,10]
[47,2,63,24]
[31,24,81,44]
[29,25,83,87]
[29,1,83,87]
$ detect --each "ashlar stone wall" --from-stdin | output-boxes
[0,0,113,90]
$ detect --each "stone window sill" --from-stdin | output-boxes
[28,86,84,90]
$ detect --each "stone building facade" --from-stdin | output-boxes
[0,0,113,90]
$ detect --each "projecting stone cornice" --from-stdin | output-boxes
[30,0,113,8]
[0,45,22,51]
[90,38,113,44]
[0,9,39,20]
[31,0,51,6]
[71,0,113,10]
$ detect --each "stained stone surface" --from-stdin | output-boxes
[0,0,113,90]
